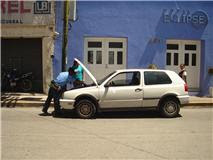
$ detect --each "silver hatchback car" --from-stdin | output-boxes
[61,59,189,118]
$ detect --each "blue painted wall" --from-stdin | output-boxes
[54,1,213,96]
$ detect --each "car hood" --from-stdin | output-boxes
[74,58,98,86]
[63,85,99,99]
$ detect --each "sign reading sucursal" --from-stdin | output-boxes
[1,0,53,25]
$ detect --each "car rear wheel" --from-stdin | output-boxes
[75,99,96,119]
[160,97,180,118]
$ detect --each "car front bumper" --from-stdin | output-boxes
[177,95,190,105]
[60,99,75,109]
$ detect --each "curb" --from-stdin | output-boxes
[184,103,213,106]
[183,103,213,109]
[182,105,213,109]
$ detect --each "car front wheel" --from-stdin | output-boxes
[160,98,180,118]
[75,99,96,119]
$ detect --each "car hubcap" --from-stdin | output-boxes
[165,102,177,113]
[80,104,92,115]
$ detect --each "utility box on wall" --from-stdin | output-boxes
[69,0,77,21]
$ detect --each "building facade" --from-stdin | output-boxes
[54,1,213,96]
[1,0,56,93]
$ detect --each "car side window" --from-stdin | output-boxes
[107,72,140,87]
[144,71,172,85]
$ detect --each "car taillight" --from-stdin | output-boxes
[184,83,188,92]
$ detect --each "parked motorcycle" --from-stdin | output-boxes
[1,68,33,92]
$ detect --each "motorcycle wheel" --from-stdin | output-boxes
[21,79,32,92]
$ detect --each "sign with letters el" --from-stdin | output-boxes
[1,0,54,25]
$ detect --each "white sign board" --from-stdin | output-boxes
[1,0,54,25]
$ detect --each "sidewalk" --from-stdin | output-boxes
[1,92,213,108]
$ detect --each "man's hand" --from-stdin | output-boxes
[57,86,61,91]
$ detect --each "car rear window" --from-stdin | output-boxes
[144,71,172,85]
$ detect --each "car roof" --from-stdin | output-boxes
[116,69,171,72]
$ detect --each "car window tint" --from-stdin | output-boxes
[144,71,172,85]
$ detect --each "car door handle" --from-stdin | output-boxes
[135,88,143,92]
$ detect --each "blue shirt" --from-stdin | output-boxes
[73,65,83,81]
[54,72,75,87]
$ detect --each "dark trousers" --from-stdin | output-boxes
[43,86,65,113]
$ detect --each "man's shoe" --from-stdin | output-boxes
[42,108,48,114]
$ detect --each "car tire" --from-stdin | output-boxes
[75,99,96,119]
[160,97,180,118]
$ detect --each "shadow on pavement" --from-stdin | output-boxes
[39,113,52,116]
[50,109,182,119]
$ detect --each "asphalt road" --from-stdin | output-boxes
[1,107,213,160]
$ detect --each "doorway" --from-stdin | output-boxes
[165,40,201,90]
[1,38,43,92]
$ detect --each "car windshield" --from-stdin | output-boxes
[97,71,116,85]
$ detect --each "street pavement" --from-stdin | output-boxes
[1,107,213,160]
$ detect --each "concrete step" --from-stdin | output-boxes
[1,92,48,107]
[1,100,45,107]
